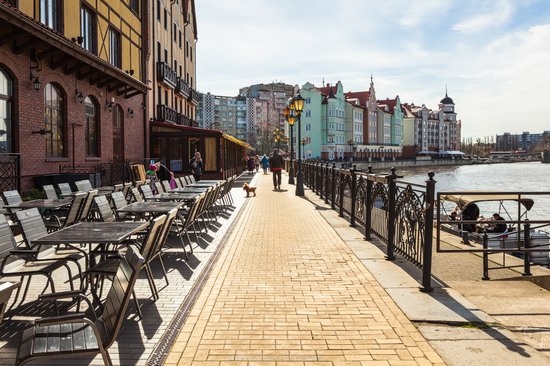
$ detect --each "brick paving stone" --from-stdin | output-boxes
[166,173,446,365]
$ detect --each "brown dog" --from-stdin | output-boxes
[243,182,257,197]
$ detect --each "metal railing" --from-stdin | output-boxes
[304,161,435,291]
[0,153,20,194]
[435,191,550,279]
[156,62,177,89]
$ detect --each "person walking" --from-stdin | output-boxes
[189,151,204,182]
[269,148,284,190]
[247,156,255,175]
[254,155,260,173]
[261,155,269,174]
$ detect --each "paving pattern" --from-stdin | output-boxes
[166,173,445,365]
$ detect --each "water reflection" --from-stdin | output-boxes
[397,162,550,219]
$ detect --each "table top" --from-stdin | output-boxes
[157,192,199,201]
[117,201,183,214]
[171,187,210,193]
[5,198,72,209]
[31,221,148,245]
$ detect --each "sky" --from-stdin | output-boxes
[194,0,550,139]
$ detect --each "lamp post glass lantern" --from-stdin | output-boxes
[284,106,295,185]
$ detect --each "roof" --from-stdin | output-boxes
[377,98,397,113]
[345,91,370,106]
[316,84,338,97]
[440,192,534,211]
[151,121,222,135]
[223,134,251,149]
[440,93,454,105]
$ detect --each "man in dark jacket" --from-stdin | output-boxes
[269,148,284,190]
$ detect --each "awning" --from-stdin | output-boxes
[151,121,222,135]
[223,134,251,149]
[440,192,534,211]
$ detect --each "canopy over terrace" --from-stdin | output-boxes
[440,192,535,211]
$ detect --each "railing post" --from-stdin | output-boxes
[523,221,532,276]
[364,166,373,240]
[420,171,435,292]
[319,163,325,200]
[315,162,321,196]
[331,163,336,209]
[482,231,490,280]
[339,168,345,217]
[324,163,330,204]
[386,167,397,260]
[350,165,357,227]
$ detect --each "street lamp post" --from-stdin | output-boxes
[289,93,305,196]
[274,127,282,149]
[284,106,295,185]
[301,138,307,159]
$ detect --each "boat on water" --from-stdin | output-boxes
[438,192,550,265]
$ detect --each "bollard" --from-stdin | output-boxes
[523,221,532,276]
[482,231,490,280]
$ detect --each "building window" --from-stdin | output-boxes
[0,68,13,154]
[44,83,64,157]
[84,97,99,157]
[81,6,96,54]
[130,0,140,15]
[157,0,160,21]
[179,30,182,48]
[113,105,124,160]
[164,9,167,29]
[40,0,63,32]
[109,28,121,68]
[173,23,177,41]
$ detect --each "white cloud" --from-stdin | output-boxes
[452,0,515,33]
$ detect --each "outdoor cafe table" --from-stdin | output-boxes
[170,187,210,193]
[31,221,149,272]
[116,201,183,216]
[156,192,199,202]
[4,198,72,210]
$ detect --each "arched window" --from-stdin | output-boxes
[0,67,13,153]
[45,83,64,157]
[84,96,99,157]
[112,104,124,160]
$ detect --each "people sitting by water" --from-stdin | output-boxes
[487,213,507,233]
[460,203,479,233]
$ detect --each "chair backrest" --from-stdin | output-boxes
[62,192,87,227]
[16,208,49,249]
[139,185,155,201]
[155,181,164,194]
[0,214,18,259]
[57,183,72,197]
[113,183,123,193]
[75,180,88,192]
[175,177,185,188]
[149,209,177,262]
[139,215,167,266]
[130,187,143,203]
[110,192,127,210]
[188,175,196,184]
[95,245,145,348]
[182,193,205,230]
[77,190,98,222]
[121,182,132,202]
[161,180,172,192]
[43,185,58,200]
[94,195,115,222]
[2,190,22,206]
[183,175,192,185]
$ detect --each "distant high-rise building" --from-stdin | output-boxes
[197,93,252,142]
[496,131,550,151]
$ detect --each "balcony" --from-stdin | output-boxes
[157,105,178,124]
[176,77,190,97]
[177,113,192,126]
[188,89,200,105]
[156,62,177,89]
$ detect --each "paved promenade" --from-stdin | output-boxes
[165,172,445,365]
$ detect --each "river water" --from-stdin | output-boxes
[396,161,550,220]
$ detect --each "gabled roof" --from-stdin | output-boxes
[345,91,370,106]
[316,84,338,97]
[377,97,398,113]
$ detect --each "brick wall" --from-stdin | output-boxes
[0,45,146,191]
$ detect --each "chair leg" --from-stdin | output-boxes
[132,290,142,320]
[144,264,159,301]
[157,255,169,287]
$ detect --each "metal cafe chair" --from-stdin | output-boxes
[56,183,73,198]
[16,246,145,366]
[42,185,58,200]
[161,180,172,192]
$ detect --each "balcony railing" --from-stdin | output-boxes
[189,89,200,105]
[157,105,178,124]
[176,77,190,97]
[177,113,192,126]
[156,62,177,89]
